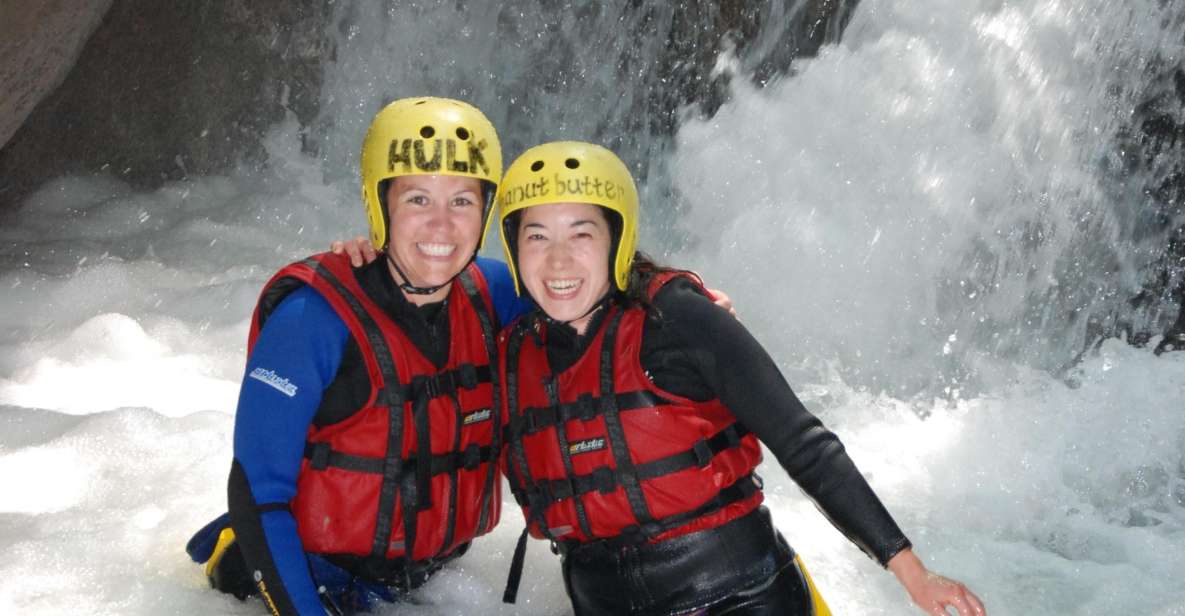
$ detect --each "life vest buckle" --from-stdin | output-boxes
[692,439,713,467]
[549,477,575,501]
[410,375,434,400]
[591,466,617,494]
[574,393,598,422]
[457,364,479,390]
[524,409,541,433]
[461,444,483,471]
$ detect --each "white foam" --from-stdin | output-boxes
[2,0,1184,614]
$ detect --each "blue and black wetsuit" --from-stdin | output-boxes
[191,256,529,615]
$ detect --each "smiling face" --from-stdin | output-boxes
[386,174,485,304]
[516,202,614,334]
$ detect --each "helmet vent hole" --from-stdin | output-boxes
[456,127,470,140]
[420,126,435,138]
[530,160,545,172]
[565,158,580,169]
[414,100,427,105]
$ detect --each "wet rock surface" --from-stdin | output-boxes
[0,0,113,151]
[0,0,327,209]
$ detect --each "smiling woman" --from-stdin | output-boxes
[184,97,537,616]
[515,202,614,331]
[496,141,986,616]
[383,174,485,304]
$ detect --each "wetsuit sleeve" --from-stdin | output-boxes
[645,279,912,566]
[476,256,534,326]
[229,286,349,615]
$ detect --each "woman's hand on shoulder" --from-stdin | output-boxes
[330,236,380,267]
[887,548,985,616]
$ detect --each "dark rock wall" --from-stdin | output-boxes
[0,0,327,209]
[0,0,113,151]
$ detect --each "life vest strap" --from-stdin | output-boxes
[504,389,669,440]
[617,472,760,544]
[457,269,503,539]
[509,422,751,512]
[400,363,491,402]
[304,442,495,475]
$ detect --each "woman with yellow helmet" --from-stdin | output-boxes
[187,97,533,615]
[495,142,987,616]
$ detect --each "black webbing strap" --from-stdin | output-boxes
[442,395,462,554]
[255,502,291,514]
[305,260,407,561]
[458,271,502,536]
[502,527,531,604]
[401,364,490,402]
[504,390,669,440]
[398,464,419,576]
[411,394,433,513]
[304,442,495,475]
[596,310,656,529]
[513,423,751,509]
[557,472,761,553]
[503,324,556,604]
[544,374,596,540]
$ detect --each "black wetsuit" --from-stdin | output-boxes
[541,277,911,614]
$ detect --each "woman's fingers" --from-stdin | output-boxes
[329,235,378,267]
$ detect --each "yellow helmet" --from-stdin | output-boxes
[359,97,503,250]
[497,141,639,294]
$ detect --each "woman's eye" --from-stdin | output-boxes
[525,233,546,241]
[405,195,430,205]
[452,197,475,207]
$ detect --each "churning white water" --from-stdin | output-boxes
[1,1,1184,615]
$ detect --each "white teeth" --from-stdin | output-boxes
[417,242,456,257]
[545,279,581,292]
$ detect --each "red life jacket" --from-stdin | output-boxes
[500,272,763,549]
[248,252,502,564]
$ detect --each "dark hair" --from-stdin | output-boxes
[505,206,698,318]
[618,251,702,320]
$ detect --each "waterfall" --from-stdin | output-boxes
[0,1,1183,614]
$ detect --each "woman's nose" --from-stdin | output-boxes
[424,202,453,230]
[546,241,573,267]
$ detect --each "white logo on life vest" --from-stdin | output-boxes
[463,408,492,425]
[568,437,606,455]
[248,367,298,397]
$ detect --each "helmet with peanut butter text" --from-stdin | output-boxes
[496,141,639,295]
[360,97,502,250]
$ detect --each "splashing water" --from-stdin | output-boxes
[1,1,1184,615]
[674,0,1185,396]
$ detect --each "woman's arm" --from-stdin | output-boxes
[646,279,984,615]
[229,287,349,615]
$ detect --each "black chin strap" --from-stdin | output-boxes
[386,251,475,296]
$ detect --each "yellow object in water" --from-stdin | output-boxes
[204,527,237,578]
[796,554,832,616]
